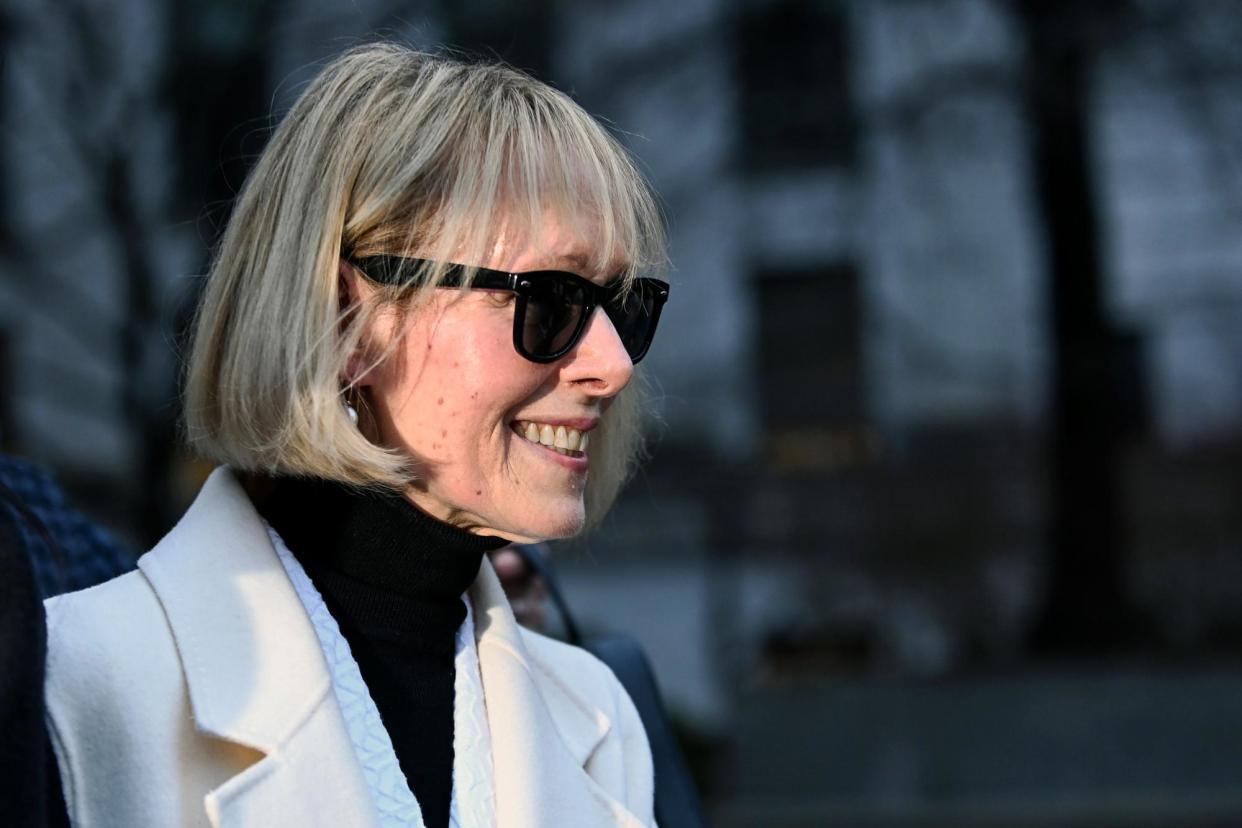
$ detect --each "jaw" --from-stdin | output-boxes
[440,430,586,542]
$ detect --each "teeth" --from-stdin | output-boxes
[512,421,589,455]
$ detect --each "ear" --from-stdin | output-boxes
[339,258,373,387]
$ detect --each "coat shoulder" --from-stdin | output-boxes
[43,567,186,747]
[44,567,174,682]
[43,568,200,825]
[518,627,627,711]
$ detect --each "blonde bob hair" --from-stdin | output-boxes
[184,42,666,526]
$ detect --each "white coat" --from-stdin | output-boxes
[43,468,655,827]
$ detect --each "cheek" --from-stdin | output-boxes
[407,335,532,457]
[375,304,556,496]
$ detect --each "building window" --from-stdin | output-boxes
[756,263,870,470]
[735,0,857,172]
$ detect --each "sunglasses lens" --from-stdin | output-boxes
[521,276,589,358]
[607,282,660,360]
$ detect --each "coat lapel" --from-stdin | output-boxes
[138,468,376,828]
[471,563,649,828]
[140,466,643,828]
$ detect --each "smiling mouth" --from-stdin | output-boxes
[511,420,589,458]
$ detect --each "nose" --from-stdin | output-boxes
[561,306,635,395]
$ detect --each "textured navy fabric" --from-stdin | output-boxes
[0,455,135,598]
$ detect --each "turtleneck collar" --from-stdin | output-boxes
[257,476,508,649]
[256,475,509,827]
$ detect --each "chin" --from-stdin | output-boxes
[497,501,585,543]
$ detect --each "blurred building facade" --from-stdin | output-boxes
[3,0,1242,824]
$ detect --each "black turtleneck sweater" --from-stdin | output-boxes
[258,477,507,828]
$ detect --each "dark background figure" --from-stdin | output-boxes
[0,475,71,827]
[489,545,551,632]
[0,455,134,598]
[5,1,1242,825]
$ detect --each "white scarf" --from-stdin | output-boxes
[269,524,498,828]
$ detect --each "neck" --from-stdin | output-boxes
[257,476,507,643]
[255,475,502,827]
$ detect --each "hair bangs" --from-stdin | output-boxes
[396,77,665,290]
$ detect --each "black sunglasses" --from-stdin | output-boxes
[347,255,670,364]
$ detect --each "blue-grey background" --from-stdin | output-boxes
[3,1,1242,825]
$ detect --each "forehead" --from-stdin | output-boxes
[488,214,629,279]
[543,250,629,278]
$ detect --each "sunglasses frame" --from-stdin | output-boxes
[347,255,670,364]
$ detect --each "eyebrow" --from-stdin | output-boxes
[549,252,592,271]
[548,252,630,278]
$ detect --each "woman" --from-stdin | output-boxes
[43,43,668,828]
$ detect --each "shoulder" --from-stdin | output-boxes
[519,626,651,733]
[519,628,623,701]
[517,627,651,744]
[44,568,183,726]
[45,568,169,667]
[44,561,261,828]
[42,465,252,674]
[517,627,650,744]
[44,569,186,732]
[45,567,169,662]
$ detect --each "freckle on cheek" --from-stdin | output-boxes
[475,490,482,496]
[441,429,447,438]
[437,397,444,405]
[471,392,478,400]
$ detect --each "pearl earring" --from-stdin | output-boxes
[344,401,359,426]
